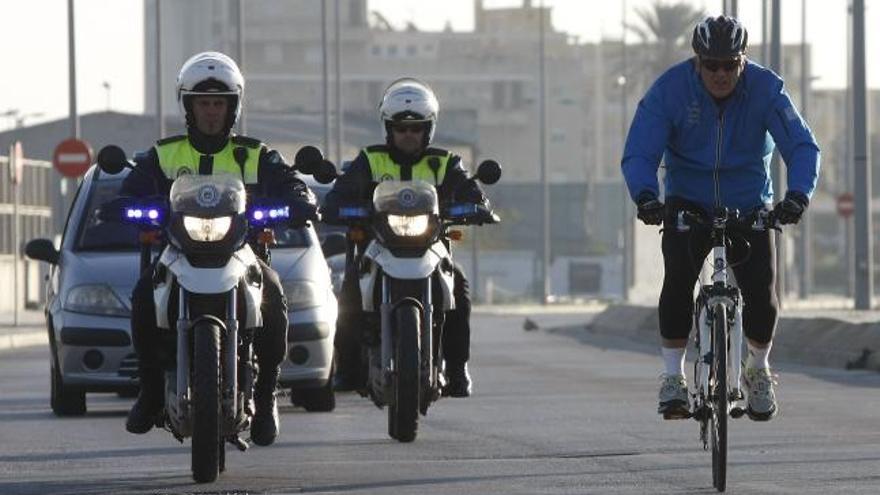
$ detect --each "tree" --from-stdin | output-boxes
[628,1,706,80]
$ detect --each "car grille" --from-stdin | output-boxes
[118,353,138,378]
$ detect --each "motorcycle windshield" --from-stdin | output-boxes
[169,174,246,217]
[372,180,438,216]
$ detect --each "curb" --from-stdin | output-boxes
[0,331,47,351]
[564,304,880,372]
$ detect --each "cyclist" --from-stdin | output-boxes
[621,16,820,421]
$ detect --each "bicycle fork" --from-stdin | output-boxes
[697,303,743,401]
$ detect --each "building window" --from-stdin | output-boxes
[407,44,417,56]
[387,45,398,56]
[371,45,381,56]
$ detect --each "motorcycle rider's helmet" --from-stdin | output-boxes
[176,51,245,134]
[378,78,439,146]
[691,15,748,59]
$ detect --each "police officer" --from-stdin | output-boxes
[322,78,486,397]
[122,52,316,446]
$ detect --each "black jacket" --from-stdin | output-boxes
[120,134,315,206]
[321,145,486,223]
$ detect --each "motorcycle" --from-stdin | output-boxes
[316,158,501,442]
[96,145,320,483]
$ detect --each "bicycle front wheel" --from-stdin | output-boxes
[711,304,728,492]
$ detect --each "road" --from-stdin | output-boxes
[1,311,879,494]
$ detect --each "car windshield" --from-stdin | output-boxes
[76,179,141,251]
[272,225,310,248]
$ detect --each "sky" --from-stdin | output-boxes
[1,0,877,132]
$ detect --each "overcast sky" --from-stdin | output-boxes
[2,0,877,131]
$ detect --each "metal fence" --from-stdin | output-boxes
[0,154,55,314]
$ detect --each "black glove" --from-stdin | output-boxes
[636,191,665,225]
[772,191,809,225]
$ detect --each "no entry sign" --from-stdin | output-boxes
[53,138,93,178]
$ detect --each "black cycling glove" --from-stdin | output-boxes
[636,191,665,226]
[772,191,809,225]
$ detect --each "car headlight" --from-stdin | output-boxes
[183,215,232,242]
[282,280,325,311]
[387,214,429,237]
[64,284,130,317]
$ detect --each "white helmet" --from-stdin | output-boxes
[378,78,439,145]
[176,51,245,130]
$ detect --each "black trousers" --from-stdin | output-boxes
[659,220,778,345]
[131,258,288,376]
[334,262,472,374]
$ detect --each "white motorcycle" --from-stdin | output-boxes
[96,145,319,483]
[318,159,501,442]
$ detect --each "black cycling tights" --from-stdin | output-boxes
[658,226,778,345]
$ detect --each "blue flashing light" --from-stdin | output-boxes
[124,206,163,224]
[339,206,369,218]
[250,206,290,224]
[448,204,477,217]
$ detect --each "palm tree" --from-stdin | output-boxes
[628,1,706,80]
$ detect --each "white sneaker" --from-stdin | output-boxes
[743,367,778,421]
[658,374,690,420]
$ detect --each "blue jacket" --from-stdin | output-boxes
[621,59,820,212]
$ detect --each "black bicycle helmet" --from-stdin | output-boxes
[691,16,748,58]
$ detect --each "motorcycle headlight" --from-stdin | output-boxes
[387,214,430,237]
[282,280,325,311]
[183,215,232,242]
[64,284,130,317]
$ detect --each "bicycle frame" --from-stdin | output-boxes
[695,229,744,408]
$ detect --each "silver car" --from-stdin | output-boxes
[26,166,338,415]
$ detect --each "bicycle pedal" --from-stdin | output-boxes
[730,406,747,419]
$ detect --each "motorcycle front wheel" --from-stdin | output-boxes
[388,304,421,443]
[191,321,222,483]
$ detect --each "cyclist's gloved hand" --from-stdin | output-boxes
[772,191,809,225]
[636,191,665,226]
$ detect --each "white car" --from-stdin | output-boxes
[27,166,338,415]
[271,225,338,411]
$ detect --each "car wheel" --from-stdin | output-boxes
[293,364,336,413]
[50,357,86,416]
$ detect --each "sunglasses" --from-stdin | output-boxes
[391,123,426,134]
[700,57,742,73]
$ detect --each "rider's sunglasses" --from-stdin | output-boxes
[700,57,742,73]
[391,123,426,134]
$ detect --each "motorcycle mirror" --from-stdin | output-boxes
[96,145,129,175]
[294,145,324,175]
[475,160,502,185]
[313,160,339,184]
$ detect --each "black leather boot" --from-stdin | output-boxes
[251,368,280,446]
[126,367,164,434]
[443,361,472,398]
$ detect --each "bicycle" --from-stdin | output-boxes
[675,206,780,493]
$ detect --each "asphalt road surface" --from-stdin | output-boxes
[1,311,879,494]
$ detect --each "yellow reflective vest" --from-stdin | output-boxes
[154,135,263,184]
[364,145,451,186]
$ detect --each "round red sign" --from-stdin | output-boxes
[52,138,93,178]
[837,192,855,218]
